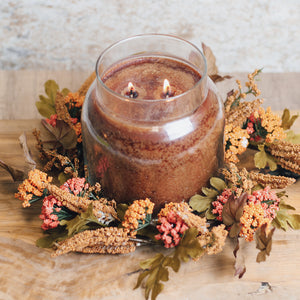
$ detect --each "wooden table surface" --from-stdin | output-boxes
[0,71,299,300]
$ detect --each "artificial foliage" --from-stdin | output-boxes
[1,45,300,300]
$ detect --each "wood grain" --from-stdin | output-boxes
[0,71,299,300]
[0,71,299,120]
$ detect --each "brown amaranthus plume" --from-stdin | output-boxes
[198,224,228,255]
[55,91,74,128]
[44,182,117,222]
[220,163,254,196]
[226,98,263,128]
[267,140,300,174]
[171,202,208,234]
[249,172,296,189]
[52,227,136,256]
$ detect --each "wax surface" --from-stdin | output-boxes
[102,57,201,99]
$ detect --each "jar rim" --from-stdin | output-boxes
[95,33,207,104]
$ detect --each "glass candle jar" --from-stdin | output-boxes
[81,34,224,211]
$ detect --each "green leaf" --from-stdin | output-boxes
[210,177,227,192]
[60,203,105,237]
[189,194,212,213]
[285,130,300,144]
[134,270,150,289]
[36,80,70,118]
[45,80,59,105]
[36,226,68,248]
[272,201,300,231]
[140,253,164,270]
[117,203,128,222]
[39,94,52,104]
[57,171,71,184]
[61,88,71,97]
[174,228,204,262]
[281,109,298,130]
[136,253,171,300]
[163,255,180,272]
[35,101,56,118]
[254,144,277,171]
[205,208,217,220]
[201,187,219,198]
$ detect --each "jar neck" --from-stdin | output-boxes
[95,68,207,124]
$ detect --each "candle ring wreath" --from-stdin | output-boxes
[3,44,300,300]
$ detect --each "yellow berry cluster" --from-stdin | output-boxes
[240,202,270,242]
[122,198,154,232]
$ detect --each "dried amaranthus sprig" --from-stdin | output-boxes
[266,140,300,175]
[224,69,262,114]
[198,224,228,255]
[220,163,254,195]
[45,183,117,224]
[249,171,296,189]
[52,227,135,257]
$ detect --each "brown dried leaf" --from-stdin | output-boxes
[255,223,275,263]
[210,74,232,83]
[19,133,36,169]
[233,238,246,278]
[222,193,248,226]
[202,43,231,83]
[41,119,77,150]
[0,159,24,181]
[202,42,218,76]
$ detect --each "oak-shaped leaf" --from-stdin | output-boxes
[189,177,226,219]
[36,80,70,118]
[174,228,204,262]
[254,144,277,171]
[272,201,300,231]
[60,203,105,237]
[189,194,213,215]
[135,253,173,300]
[222,193,248,238]
[281,108,298,130]
[255,223,275,263]
[41,119,77,150]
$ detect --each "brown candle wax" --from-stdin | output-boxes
[82,56,224,211]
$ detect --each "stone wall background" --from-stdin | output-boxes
[1,0,299,72]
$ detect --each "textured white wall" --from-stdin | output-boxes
[1,0,299,72]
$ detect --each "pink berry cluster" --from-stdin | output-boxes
[39,195,62,230]
[155,210,189,248]
[247,186,280,219]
